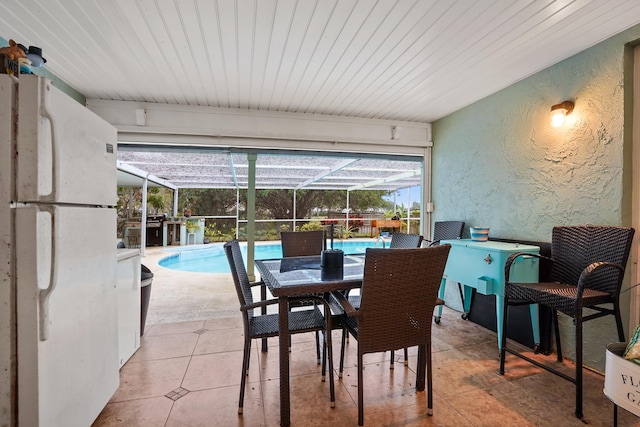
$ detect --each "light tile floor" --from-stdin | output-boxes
[92,246,640,426]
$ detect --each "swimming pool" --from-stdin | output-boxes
[159,240,380,273]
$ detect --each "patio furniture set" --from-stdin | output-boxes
[223,224,635,426]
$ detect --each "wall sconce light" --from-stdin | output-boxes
[550,100,574,127]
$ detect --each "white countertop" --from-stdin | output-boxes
[117,248,141,261]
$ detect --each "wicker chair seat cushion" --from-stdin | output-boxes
[506,281,611,318]
[248,306,325,339]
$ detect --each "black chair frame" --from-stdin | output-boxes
[224,240,336,414]
[499,225,634,419]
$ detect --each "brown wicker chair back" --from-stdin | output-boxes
[280,230,325,257]
[427,220,465,246]
[335,244,451,425]
[356,245,450,354]
[388,232,423,248]
[225,239,256,318]
[549,226,633,306]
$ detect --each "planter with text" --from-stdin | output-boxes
[605,342,640,419]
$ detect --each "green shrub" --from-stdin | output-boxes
[186,219,201,231]
[300,221,323,231]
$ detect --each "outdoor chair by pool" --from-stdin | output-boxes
[224,240,336,414]
[499,225,634,419]
[425,220,465,246]
[427,220,464,324]
[332,245,451,426]
[280,230,326,257]
[389,232,423,249]
[378,231,423,249]
[279,230,327,362]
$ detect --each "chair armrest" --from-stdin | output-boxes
[242,298,279,312]
[331,291,360,317]
[576,261,625,295]
[243,294,328,316]
[250,280,268,314]
[249,280,265,288]
[505,252,551,283]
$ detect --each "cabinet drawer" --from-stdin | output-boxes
[476,277,494,294]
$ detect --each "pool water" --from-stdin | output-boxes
[159,240,380,273]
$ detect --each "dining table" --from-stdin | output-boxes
[255,254,364,426]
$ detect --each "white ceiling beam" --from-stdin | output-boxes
[294,159,358,190]
[228,153,239,188]
[87,100,432,148]
[348,169,420,191]
[116,160,178,189]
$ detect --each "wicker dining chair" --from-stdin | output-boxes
[349,234,423,306]
[425,220,465,246]
[377,231,423,248]
[280,230,326,257]
[278,230,327,361]
[332,245,451,426]
[499,225,634,419]
[388,233,423,365]
[341,232,424,369]
[224,240,335,414]
[389,232,423,249]
[428,221,464,324]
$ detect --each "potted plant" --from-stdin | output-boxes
[203,223,222,244]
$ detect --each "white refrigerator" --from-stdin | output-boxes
[0,74,120,426]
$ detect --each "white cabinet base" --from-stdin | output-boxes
[116,249,141,367]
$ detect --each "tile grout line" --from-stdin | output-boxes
[162,324,207,425]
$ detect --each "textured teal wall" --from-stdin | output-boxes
[432,24,640,371]
[433,30,639,239]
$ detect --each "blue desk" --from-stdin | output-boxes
[436,239,540,349]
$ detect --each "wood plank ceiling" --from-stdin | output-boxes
[3,0,640,121]
[2,0,640,189]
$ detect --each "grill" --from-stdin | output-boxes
[146,215,165,246]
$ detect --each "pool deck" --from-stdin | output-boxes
[141,247,236,325]
[142,238,381,326]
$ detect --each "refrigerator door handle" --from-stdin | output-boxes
[39,79,58,202]
[38,205,57,341]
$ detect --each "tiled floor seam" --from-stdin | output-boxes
[172,328,201,406]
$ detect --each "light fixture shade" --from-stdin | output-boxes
[550,100,574,127]
[550,108,567,127]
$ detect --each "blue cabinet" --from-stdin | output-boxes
[436,240,540,349]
